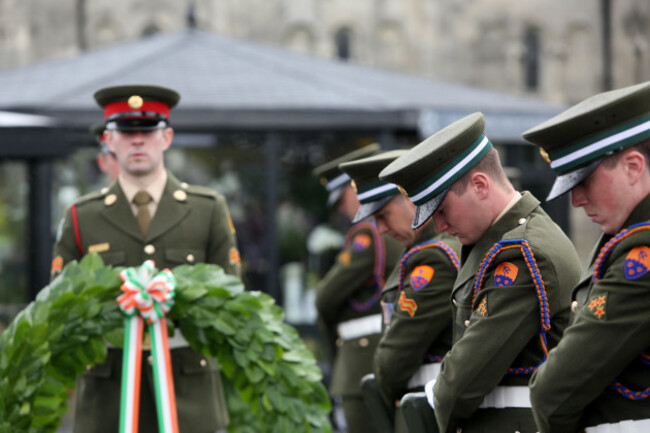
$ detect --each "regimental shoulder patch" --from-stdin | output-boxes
[410,265,435,291]
[398,291,417,317]
[352,233,372,252]
[587,293,607,320]
[51,256,63,276]
[229,247,241,266]
[494,262,518,287]
[338,250,351,266]
[476,297,488,317]
[624,246,650,280]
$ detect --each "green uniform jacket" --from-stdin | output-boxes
[53,174,240,276]
[433,192,582,433]
[530,193,650,433]
[315,220,402,397]
[52,173,241,433]
[374,223,460,405]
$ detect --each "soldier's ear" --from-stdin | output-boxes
[470,172,490,199]
[620,148,645,185]
[161,127,174,151]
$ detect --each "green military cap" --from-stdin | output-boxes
[94,84,181,131]
[379,112,493,229]
[89,122,111,154]
[339,149,408,223]
[313,143,382,206]
[523,81,650,201]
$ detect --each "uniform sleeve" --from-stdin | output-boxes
[374,247,456,404]
[529,243,650,433]
[51,208,82,279]
[314,226,378,324]
[433,255,540,432]
[207,195,241,277]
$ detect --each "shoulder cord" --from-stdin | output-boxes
[71,204,84,255]
[593,222,650,400]
[473,239,550,375]
[397,240,460,364]
[346,221,387,311]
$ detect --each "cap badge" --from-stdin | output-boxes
[397,185,409,197]
[350,180,358,193]
[539,148,551,164]
[128,95,144,109]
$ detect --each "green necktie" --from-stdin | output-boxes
[133,190,153,237]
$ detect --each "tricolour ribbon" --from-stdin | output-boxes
[117,260,179,433]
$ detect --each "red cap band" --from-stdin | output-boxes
[103,100,170,120]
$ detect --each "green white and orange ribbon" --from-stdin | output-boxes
[117,260,178,433]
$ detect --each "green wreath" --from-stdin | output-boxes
[0,254,331,433]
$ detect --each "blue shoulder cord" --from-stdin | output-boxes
[473,239,550,375]
[347,221,386,311]
[396,240,460,363]
[592,222,650,400]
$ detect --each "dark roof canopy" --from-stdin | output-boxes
[0,29,562,141]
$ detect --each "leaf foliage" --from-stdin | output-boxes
[0,255,331,433]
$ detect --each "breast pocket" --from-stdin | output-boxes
[98,251,126,266]
[164,248,206,266]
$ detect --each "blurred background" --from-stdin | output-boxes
[0,0,648,428]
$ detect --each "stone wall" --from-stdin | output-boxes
[0,0,649,104]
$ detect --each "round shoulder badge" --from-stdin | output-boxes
[352,233,372,252]
[624,246,650,280]
[410,265,434,291]
[494,262,518,286]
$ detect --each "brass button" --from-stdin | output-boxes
[359,337,369,347]
[144,244,155,255]
[180,182,189,189]
[104,194,117,206]
[571,300,579,314]
[464,320,470,327]
[336,338,344,347]
[100,187,109,194]
[147,356,153,365]
[173,190,187,202]
[200,359,207,368]
[187,253,195,263]
[518,218,526,225]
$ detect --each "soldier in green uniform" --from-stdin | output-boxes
[379,112,582,433]
[339,150,460,433]
[523,81,650,433]
[52,85,241,433]
[313,145,402,433]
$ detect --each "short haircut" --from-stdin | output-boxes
[449,147,510,194]
[602,137,650,169]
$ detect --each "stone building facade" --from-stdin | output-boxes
[0,0,649,104]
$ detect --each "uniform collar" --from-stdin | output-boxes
[621,192,650,229]
[456,191,540,288]
[118,171,168,206]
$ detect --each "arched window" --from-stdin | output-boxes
[523,27,540,91]
[335,28,352,61]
